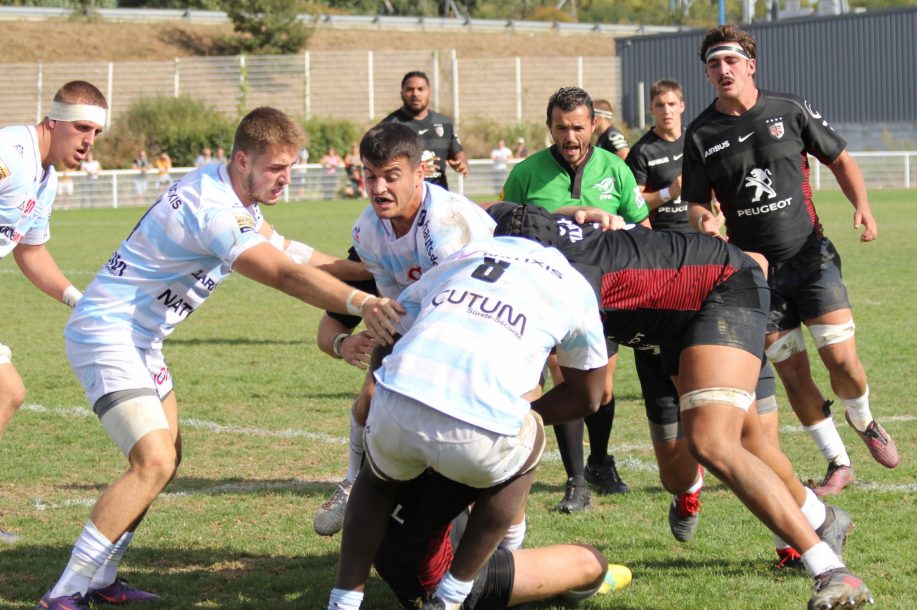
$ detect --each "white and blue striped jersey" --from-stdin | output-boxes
[66,164,267,349]
[351,182,495,299]
[0,125,58,259]
[375,236,608,436]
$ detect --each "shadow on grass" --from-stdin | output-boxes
[0,544,343,609]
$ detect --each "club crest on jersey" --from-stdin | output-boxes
[434,123,444,137]
[592,177,616,200]
[744,168,777,202]
[767,119,785,140]
[234,213,256,233]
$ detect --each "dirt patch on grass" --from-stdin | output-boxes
[3,18,617,64]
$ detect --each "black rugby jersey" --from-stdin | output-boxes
[626,129,691,233]
[374,472,479,607]
[555,219,746,347]
[596,126,629,155]
[381,108,463,190]
[681,90,846,262]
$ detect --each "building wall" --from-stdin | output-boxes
[616,7,917,132]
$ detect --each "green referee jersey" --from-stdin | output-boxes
[500,145,648,223]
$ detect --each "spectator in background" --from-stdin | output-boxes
[320,145,343,199]
[342,143,365,199]
[490,138,513,194]
[513,137,529,159]
[80,151,101,179]
[593,99,630,160]
[131,149,150,204]
[57,163,75,200]
[213,147,227,166]
[193,147,212,168]
[154,152,172,192]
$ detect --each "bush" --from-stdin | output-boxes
[220,0,314,55]
[302,116,369,162]
[95,96,235,168]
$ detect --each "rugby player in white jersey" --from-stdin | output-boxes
[0,80,107,544]
[327,205,608,610]
[36,107,403,610]
[312,122,495,537]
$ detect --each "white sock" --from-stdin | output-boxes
[842,386,873,432]
[686,467,704,494]
[435,571,474,605]
[801,487,827,532]
[345,413,365,483]
[89,530,134,590]
[50,521,115,598]
[801,541,845,578]
[803,417,851,467]
[499,516,526,551]
[328,588,363,610]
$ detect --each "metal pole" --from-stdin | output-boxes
[577,56,583,89]
[432,51,440,112]
[106,62,114,129]
[368,50,375,121]
[112,173,118,209]
[173,58,180,97]
[515,57,522,123]
[637,81,646,130]
[451,49,460,124]
[305,51,311,120]
[905,153,911,189]
[35,62,43,124]
[719,0,726,24]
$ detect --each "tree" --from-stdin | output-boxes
[220,0,313,55]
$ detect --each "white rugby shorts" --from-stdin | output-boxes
[365,385,544,489]
[65,339,174,407]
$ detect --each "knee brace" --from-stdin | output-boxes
[98,394,169,458]
[764,327,806,363]
[680,387,754,412]
[808,319,855,349]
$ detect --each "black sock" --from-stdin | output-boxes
[585,395,615,463]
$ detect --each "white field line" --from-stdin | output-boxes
[19,404,917,511]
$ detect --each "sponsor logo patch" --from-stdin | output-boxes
[434,123,444,137]
[235,213,256,233]
[704,140,730,158]
[744,168,777,202]
[767,117,784,140]
[591,177,616,200]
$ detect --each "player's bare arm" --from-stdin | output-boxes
[12,243,80,306]
[233,242,403,344]
[687,201,724,238]
[638,176,682,211]
[317,314,375,370]
[447,150,469,176]
[827,150,877,242]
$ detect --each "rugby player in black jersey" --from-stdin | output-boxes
[487,202,874,610]
[682,24,898,502]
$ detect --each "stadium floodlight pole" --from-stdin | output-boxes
[719,0,725,24]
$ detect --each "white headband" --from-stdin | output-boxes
[704,43,752,63]
[594,108,614,120]
[47,101,107,126]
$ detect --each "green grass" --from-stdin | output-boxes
[1,191,915,609]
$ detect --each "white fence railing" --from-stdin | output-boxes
[52,152,915,213]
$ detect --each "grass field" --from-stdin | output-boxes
[1,190,915,609]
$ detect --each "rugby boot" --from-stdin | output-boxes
[36,591,91,610]
[845,412,899,468]
[811,461,854,497]
[553,477,592,513]
[584,454,630,494]
[816,505,853,560]
[808,568,874,610]
[86,578,161,604]
[668,488,702,542]
[313,478,352,536]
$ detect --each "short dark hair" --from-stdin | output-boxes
[546,86,593,125]
[401,71,430,89]
[360,122,422,168]
[650,80,684,102]
[232,107,304,158]
[53,80,108,109]
[699,24,758,63]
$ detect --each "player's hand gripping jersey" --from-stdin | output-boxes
[66,164,271,349]
[0,126,58,259]
[351,181,495,299]
[374,236,607,436]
